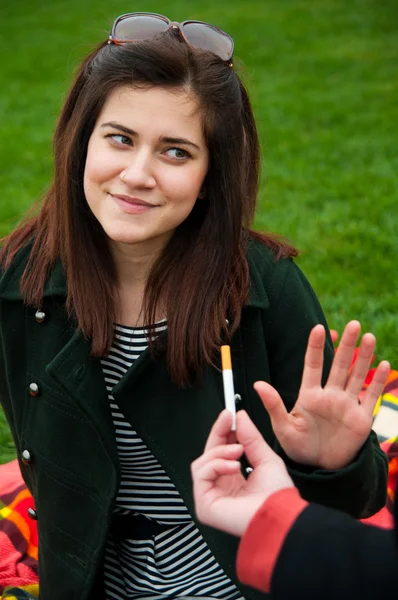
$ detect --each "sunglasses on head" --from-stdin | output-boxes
[108,12,234,65]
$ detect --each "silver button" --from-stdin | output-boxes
[35,310,46,323]
[246,467,253,475]
[22,450,32,464]
[29,383,39,397]
[28,507,38,520]
[234,394,242,404]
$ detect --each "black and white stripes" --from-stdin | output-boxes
[102,323,243,600]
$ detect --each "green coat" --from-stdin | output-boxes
[0,238,387,600]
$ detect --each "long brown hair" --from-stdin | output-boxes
[1,33,297,387]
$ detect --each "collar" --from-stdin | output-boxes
[0,244,67,300]
[245,237,271,309]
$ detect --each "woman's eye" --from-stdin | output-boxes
[165,148,190,160]
[108,134,132,146]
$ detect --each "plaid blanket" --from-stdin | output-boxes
[0,461,38,599]
[1,368,398,597]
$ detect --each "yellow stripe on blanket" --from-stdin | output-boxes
[373,394,383,416]
[0,507,12,519]
[0,584,39,599]
[380,392,398,407]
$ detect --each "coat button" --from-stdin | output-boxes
[234,393,242,404]
[28,507,38,520]
[35,310,46,323]
[22,450,32,464]
[29,383,39,397]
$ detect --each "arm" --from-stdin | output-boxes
[238,487,397,599]
[277,429,386,518]
[260,259,388,517]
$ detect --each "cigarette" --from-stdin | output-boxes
[221,345,236,431]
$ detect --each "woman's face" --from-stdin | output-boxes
[84,85,209,255]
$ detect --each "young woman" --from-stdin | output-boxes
[0,12,389,600]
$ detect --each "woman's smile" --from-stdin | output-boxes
[109,193,159,214]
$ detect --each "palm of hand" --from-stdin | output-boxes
[255,322,390,471]
[277,386,373,469]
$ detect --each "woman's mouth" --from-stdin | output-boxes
[110,193,158,214]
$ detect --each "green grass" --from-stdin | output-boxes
[1,0,397,462]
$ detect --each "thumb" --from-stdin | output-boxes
[254,381,288,429]
[204,410,235,453]
[236,410,281,468]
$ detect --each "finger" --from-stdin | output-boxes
[193,459,242,494]
[191,444,243,474]
[330,330,339,344]
[345,333,376,398]
[361,360,390,416]
[300,324,326,389]
[236,410,282,468]
[327,320,361,388]
[254,381,288,430]
[204,410,234,453]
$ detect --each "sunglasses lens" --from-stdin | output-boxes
[182,22,233,61]
[114,15,168,41]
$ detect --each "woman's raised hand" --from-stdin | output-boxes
[254,321,390,470]
[191,409,294,537]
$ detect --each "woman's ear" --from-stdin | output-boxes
[198,186,207,199]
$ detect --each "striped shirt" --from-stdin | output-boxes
[102,323,243,599]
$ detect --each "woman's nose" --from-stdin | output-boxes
[119,153,156,188]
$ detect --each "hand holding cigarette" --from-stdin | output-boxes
[191,409,294,537]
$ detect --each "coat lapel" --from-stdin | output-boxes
[45,327,119,473]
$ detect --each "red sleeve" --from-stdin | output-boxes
[236,487,308,593]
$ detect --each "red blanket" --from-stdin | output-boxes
[0,461,38,598]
